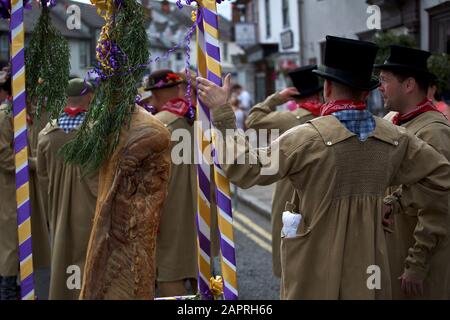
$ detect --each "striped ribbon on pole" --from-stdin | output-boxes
[10,0,35,300]
[195,4,214,300]
[196,0,238,300]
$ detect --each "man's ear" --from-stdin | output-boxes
[404,77,416,94]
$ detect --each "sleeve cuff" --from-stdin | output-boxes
[266,93,286,110]
[211,103,237,129]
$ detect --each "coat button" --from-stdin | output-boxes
[394,141,399,146]
[296,116,301,119]
[326,141,332,146]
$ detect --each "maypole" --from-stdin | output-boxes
[195,0,238,300]
[10,0,35,300]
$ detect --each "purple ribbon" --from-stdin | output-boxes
[0,0,32,19]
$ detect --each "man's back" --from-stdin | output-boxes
[37,123,98,300]
[211,106,450,299]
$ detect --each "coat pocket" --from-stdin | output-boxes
[280,225,313,299]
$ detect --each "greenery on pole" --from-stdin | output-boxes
[25,5,70,120]
[428,53,450,94]
[372,31,417,65]
[61,0,150,173]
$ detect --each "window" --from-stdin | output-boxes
[265,0,271,38]
[282,0,290,28]
[0,35,9,62]
[79,41,90,69]
[176,52,183,61]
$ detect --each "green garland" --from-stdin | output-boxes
[372,31,417,66]
[61,0,149,173]
[428,53,450,94]
[25,5,70,120]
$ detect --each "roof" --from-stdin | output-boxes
[0,2,91,39]
[63,0,104,29]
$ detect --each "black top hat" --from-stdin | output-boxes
[313,36,380,91]
[374,45,434,79]
[288,65,323,99]
[145,69,183,91]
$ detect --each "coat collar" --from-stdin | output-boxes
[308,115,400,146]
[41,120,64,135]
[401,110,450,134]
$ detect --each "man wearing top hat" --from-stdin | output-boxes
[196,35,450,299]
[37,78,98,300]
[143,69,198,297]
[245,65,323,278]
[376,45,450,299]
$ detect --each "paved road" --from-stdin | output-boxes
[233,201,280,300]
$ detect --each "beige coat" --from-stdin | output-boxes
[28,112,51,269]
[37,121,98,300]
[245,93,314,277]
[0,105,19,276]
[0,105,51,276]
[211,104,450,299]
[384,111,450,299]
[155,111,198,282]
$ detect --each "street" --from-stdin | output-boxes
[233,201,280,300]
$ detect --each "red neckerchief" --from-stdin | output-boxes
[298,100,323,116]
[320,100,366,116]
[64,106,88,117]
[391,99,440,125]
[160,98,190,117]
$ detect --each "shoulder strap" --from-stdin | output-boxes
[284,189,300,212]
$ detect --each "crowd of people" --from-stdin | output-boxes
[0,34,449,300]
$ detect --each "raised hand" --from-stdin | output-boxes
[279,87,300,102]
[197,74,232,109]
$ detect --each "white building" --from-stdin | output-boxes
[233,0,303,102]
[420,0,450,52]
[299,0,371,65]
[146,0,244,86]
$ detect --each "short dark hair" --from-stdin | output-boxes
[391,70,430,95]
[331,80,367,101]
[231,84,242,91]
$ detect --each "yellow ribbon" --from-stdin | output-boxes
[96,21,115,74]
[209,276,223,299]
[91,0,114,19]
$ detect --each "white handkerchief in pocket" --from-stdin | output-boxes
[282,211,302,238]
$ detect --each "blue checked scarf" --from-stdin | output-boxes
[57,112,87,133]
[332,110,376,141]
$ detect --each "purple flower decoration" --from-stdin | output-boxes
[41,0,57,8]
[176,0,222,7]
[136,95,157,115]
